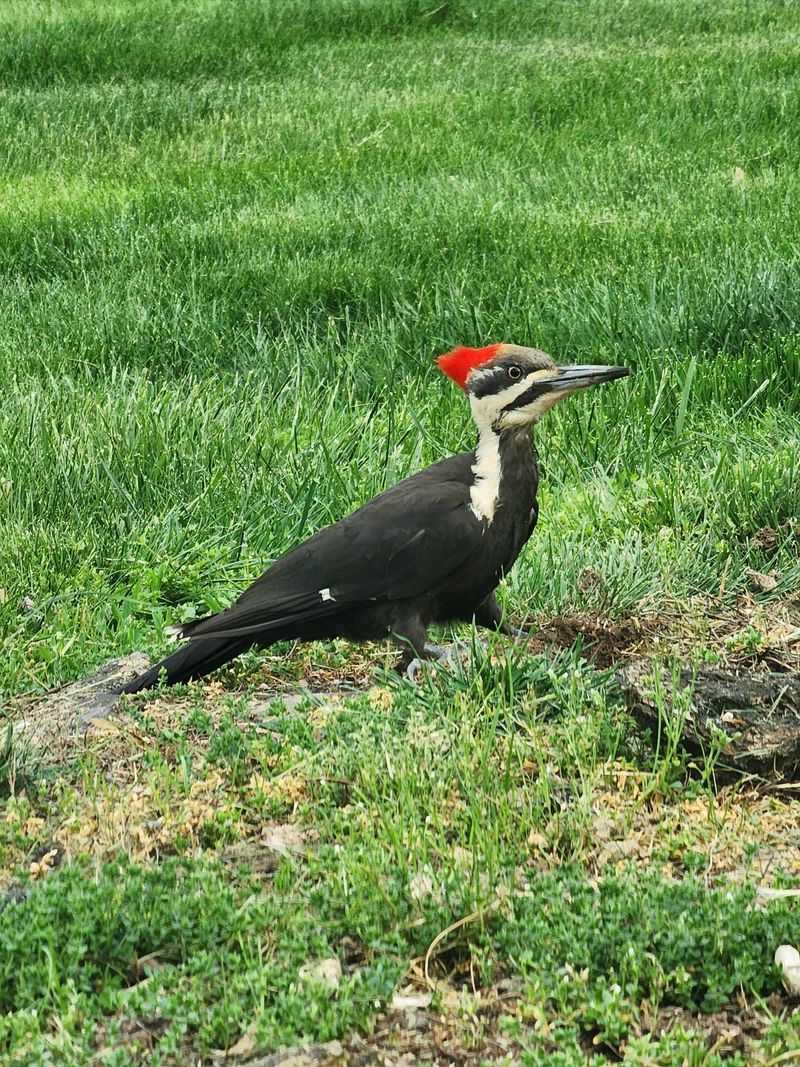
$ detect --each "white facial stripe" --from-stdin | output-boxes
[465,364,562,523]
[465,366,562,523]
[468,371,544,431]
[466,370,556,523]
[500,391,564,427]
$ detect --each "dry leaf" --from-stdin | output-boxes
[409,872,435,901]
[764,623,800,648]
[752,526,779,551]
[440,989,464,1014]
[368,687,393,711]
[84,717,123,738]
[596,837,640,868]
[225,1022,259,1058]
[298,957,342,989]
[452,846,473,871]
[262,823,309,856]
[746,568,779,593]
[591,814,616,842]
[578,567,602,593]
[391,989,433,1011]
[29,848,58,880]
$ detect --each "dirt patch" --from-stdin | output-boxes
[640,995,784,1057]
[8,596,799,773]
[8,653,150,764]
[528,613,654,667]
[559,768,800,886]
[526,595,800,672]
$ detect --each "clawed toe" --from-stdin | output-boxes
[404,657,427,683]
[505,625,530,641]
[404,639,490,682]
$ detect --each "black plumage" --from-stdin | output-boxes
[122,344,627,693]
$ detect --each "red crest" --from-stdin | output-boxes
[436,344,503,390]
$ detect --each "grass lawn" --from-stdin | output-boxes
[2,0,800,1062]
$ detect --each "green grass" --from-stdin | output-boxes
[3,659,800,1064]
[1,856,796,1062]
[2,1,800,697]
[2,0,800,1062]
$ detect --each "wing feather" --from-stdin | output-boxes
[185,455,481,639]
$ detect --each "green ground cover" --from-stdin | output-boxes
[1,1,800,1063]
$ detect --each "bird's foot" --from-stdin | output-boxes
[404,639,488,682]
[504,624,531,641]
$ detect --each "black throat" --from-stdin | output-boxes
[496,426,538,514]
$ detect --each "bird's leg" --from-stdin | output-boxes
[391,615,431,677]
[392,616,469,682]
[473,592,530,640]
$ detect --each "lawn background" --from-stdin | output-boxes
[2,0,799,696]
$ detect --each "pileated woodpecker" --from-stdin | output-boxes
[122,344,628,693]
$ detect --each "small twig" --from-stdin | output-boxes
[353,123,389,148]
[763,1050,800,1066]
[424,902,498,989]
[422,2,448,17]
[756,887,800,901]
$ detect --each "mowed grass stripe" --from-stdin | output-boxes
[0,0,796,84]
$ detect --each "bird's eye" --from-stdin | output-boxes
[508,365,522,381]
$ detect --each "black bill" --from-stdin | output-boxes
[503,364,629,412]
[548,364,630,391]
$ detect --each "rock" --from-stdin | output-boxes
[746,568,779,593]
[220,826,311,877]
[10,653,150,760]
[618,661,800,779]
[239,1040,344,1066]
[775,945,800,995]
[390,989,432,1011]
[224,1022,259,1058]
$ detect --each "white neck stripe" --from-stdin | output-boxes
[469,427,501,523]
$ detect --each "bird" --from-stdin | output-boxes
[121,344,628,693]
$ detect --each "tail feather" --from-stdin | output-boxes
[122,588,346,694]
[175,615,213,638]
[121,636,253,694]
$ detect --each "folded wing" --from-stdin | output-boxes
[183,459,481,640]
